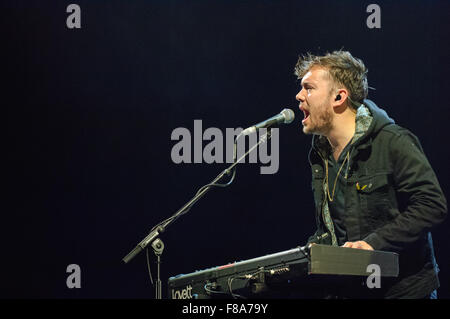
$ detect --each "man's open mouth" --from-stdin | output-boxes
[302,109,310,123]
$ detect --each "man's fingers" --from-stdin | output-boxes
[342,241,374,250]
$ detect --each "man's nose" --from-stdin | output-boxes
[296,89,305,102]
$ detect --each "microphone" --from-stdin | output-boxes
[241,108,295,136]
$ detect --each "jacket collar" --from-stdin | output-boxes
[310,105,374,164]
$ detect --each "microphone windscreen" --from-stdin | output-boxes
[281,108,295,124]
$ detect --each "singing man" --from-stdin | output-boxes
[295,50,447,298]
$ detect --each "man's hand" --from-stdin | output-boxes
[342,241,374,250]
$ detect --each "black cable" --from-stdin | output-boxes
[147,133,245,234]
[145,247,154,286]
[150,166,237,231]
[156,130,271,230]
[203,283,229,297]
[227,276,247,299]
[226,267,270,299]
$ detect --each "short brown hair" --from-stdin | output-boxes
[294,50,368,108]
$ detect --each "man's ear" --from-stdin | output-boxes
[332,88,349,108]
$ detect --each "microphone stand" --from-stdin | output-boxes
[122,129,272,299]
[151,239,164,299]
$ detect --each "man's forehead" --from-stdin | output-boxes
[301,66,330,85]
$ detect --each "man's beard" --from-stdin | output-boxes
[303,101,334,136]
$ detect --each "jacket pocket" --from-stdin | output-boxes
[357,173,395,228]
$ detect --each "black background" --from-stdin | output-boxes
[3,0,450,299]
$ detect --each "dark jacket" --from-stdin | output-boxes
[306,99,447,298]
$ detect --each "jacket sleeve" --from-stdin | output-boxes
[363,131,447,252]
